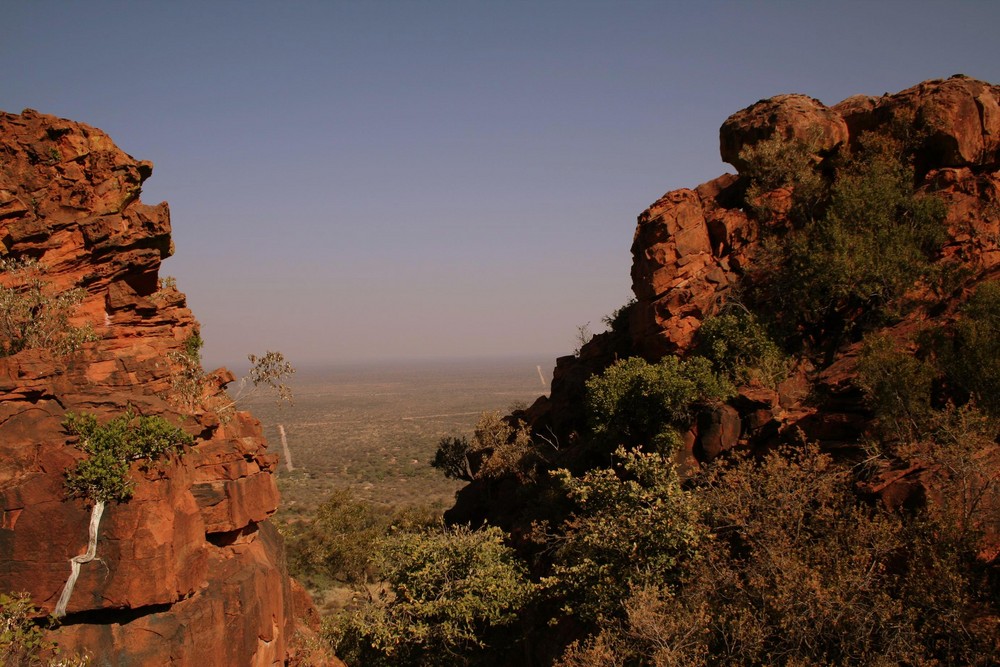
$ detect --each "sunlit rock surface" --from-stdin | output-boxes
[0,109,323,665]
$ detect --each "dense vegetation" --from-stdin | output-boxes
[746,132,948,347]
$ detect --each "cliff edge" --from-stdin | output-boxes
[0,109,320,664]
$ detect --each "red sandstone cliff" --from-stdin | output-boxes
[0,110,323,664]
[632,74,1000,361]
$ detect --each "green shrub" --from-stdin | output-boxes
[602,299,635,333]
[431,411,535,482]
[855,334,936,444]
[430,436,474,482]
[695,309,786,387]
[554,443,997,666]
[280,489,440,587]
[544,448,705,624]
[739,134,827,223]
[749,133,947,342]
[0,592,89,666]
[0,258,97,357]
[63,409,193,504]
[1,592,48,666]
[585,356,732,453]
[938,280,1000,416]
[472,411,534,480]
[330,525,535,666]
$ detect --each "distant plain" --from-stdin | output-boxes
[241,356,553,520]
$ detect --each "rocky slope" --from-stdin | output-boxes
[0,110,322,664]
[626,75,1000,490]
[455,76,1000,555]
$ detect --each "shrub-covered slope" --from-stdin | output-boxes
[413,76,1000,665]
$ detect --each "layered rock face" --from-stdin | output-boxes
[0,110,316,664]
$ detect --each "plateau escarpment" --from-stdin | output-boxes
[0,110,320,664]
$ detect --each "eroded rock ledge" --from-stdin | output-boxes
[0,109,319,664]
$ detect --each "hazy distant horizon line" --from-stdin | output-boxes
[206,351,568,374]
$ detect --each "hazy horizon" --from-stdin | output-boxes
[5,1,1000,365]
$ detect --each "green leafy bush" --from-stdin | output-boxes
[695,309,786,386]
[739,134,827,223]
[855,334,936,444]
[1,592,48,666]
[585,356,732,452]
[0,592,89,666]
[63,408,193,504]
[554,444,997,666]
[431,411,535,482]
[544,448,705,624]
[937,280,1000,416]
[281,489,440,587]
[430,435,474,482]
[330,525,535,666]
[0,258,97,357]
[749,133,947,342]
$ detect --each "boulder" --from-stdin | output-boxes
[720,94,849,172]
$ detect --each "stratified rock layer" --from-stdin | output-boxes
[0,110,315,664]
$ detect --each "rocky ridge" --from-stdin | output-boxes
[0,110,321,664]
[493,76,1000,544]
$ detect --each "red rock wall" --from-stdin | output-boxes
[626,74,1000,510]
[0,110,312,664]
[631,75,1000,362]
[526,76,1000,504]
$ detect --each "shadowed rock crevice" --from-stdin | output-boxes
[56,601,173,627]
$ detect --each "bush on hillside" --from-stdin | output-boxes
[936,280,1000,416]
[694,308,787,387]
[554,443,997,666]
[431,411,535,483]
[747,133,947,344]
[585,356,732,453]
[0,592,90,666]
[543,447,705,625]
[739,134,828,223]
[281,489,440,587]
[329,525,535,666]
[855,333,936,445]
[0,258,97,357]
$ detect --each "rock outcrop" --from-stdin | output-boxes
[510,76,1000,543]
[0,110,318,664]
[632,75,1000,365]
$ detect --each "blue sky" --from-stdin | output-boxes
[4,1,999,365]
